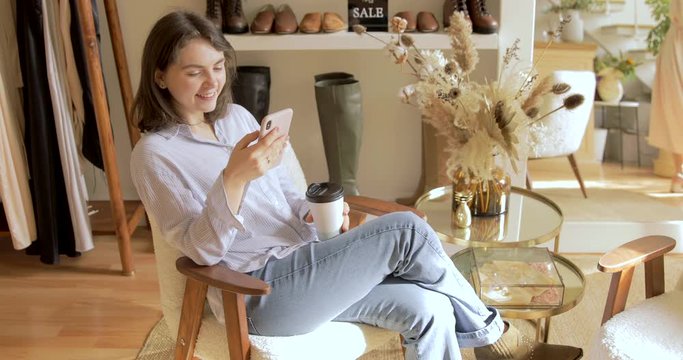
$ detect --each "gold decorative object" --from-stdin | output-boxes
[452,192,473,228]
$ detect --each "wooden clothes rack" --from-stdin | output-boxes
[76,0,143,275]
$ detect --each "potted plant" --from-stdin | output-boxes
[645,0,671,56]
[547,0,596,42]
[594,52,641,103]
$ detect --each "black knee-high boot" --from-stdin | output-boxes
[231,66,271,124]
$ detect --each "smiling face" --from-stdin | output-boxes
[155,38,227,124]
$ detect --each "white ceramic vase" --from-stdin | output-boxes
[597,72,625,104]
[561,10,584,43]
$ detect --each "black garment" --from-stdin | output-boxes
[17,0,78,263]
[70,0,104,170]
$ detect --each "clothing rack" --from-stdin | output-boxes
[76,0,143,275]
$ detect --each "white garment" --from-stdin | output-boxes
[648,0,683,154]
[43,0,94,252]
[0,0,37,249]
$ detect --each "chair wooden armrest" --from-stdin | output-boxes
[176,257,270,296]
[598,235,676,325]
[346,195,425,219]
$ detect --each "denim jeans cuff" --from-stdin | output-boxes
[455,308,505,348]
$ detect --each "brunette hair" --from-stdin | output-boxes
[132,11,236,132]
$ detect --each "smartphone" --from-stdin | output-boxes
[259,108,293,138]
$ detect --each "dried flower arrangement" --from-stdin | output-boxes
[354,13,585,183]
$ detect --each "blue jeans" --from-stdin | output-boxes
[245,212,504,360]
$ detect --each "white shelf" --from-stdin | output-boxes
[225,31,498,51]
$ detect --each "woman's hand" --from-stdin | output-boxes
[224,129,288,184]
[222,129,288,212]
[340,202,350,233]
[304,202,350,233]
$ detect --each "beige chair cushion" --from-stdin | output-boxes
[151,145,400,359]
[587,289,683,360]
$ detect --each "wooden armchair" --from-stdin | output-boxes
[587,235,683,359]
[151,146,423,360]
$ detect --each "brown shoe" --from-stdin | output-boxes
[393,11,416,32]
[467,0,498,34]
[443,0,469,29]
[250,4,275,34]
[322,12,346,33]
[299,12,322,33]
[221,0,248,34]
[206,0,221,27]
[473,323,583,360]
[274,4,298,34]
[417,11,439,32]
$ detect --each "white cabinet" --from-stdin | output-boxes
[227,0,535,200]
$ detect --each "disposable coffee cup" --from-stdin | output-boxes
[306,182,344,240]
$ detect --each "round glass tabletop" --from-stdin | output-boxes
[415,186,563,248]
[451,248,585,319]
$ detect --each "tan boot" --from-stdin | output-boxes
[474,323,583,360]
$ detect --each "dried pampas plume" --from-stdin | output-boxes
[448,12,479,75]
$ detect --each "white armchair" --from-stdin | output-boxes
[151,145,422,359]
[587,235,683,359]
[527,70,596,198]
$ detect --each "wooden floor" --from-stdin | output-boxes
[0,160,677,360]
[0,229,160,360]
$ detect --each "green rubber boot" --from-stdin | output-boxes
[314,76,363,195]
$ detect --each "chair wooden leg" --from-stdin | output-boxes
[567,154,588,198]
[223,291,251,360]
[601,267,634,325]
[644,256,665,299]
[175,278,209,360]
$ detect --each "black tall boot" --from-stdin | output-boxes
[314,73,363,195]
[232,66,271,124]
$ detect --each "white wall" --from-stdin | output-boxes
[87,0,524,202]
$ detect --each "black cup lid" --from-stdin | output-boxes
[305,182,344,203]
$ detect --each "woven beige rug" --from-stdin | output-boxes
[535,188,683,222]
[137,255,683,360]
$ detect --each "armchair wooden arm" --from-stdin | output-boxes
[346,195,425,219]
[173,198,422,360]
[598,235,676,325]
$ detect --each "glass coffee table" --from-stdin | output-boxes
[452,248,585,342]
[415,186,564,251]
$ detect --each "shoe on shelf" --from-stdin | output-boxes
[417,11,439,32]
[221,0,248,34]
[467,0,498,34]
[443,0,469,29]
[250,4,275,34]
[274,4,298,34]
[322,12,346,33]
[393,11,416,32]
[300,12,322,33]
[474,322,583,360]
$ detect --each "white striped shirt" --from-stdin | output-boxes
[130,104,316,273]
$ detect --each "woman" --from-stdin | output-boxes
[130,10,577,360]
[649,0,683,192]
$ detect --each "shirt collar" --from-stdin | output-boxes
[156,124,196,140]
